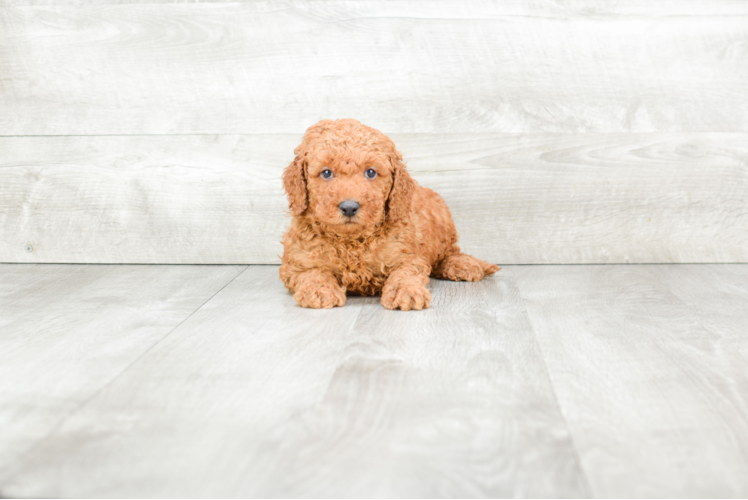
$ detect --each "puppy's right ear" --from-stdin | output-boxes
[282,153,308,216]
[386,151,415,223]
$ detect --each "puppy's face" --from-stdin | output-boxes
[284,119,414,235]
[305,146,393,234]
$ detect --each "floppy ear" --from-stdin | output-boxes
[386,152,415,223]
[282,153,307,216]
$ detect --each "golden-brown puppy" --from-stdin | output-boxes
[280,119,499,310]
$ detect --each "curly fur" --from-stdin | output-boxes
[280,119,500,310]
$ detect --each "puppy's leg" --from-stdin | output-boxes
[285,268,346,309]
[381,259,431,311]
[433,253,500,282]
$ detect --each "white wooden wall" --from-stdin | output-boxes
[1,0,746,263]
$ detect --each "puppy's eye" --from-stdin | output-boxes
[320,169,333,179]
[365,168,377,179]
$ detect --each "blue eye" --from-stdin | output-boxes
[320,169,333,179]
[365,168,377,179]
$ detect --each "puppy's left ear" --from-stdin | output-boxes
[282,152,308,216]
[386,151,415,223]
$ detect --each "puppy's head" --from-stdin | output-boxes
[283,119,414,235]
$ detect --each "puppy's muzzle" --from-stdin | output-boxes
[339,200,360,217]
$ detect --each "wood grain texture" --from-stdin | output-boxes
[1,266,588,498]
[0,263,244,480]
[1,1,747,134]
[4,0,746,8]
[2,133,746,264]
[509,264,748,497]
[648,264,748,360]
[0,135,297,264]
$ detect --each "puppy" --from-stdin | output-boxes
[280,119,499,310]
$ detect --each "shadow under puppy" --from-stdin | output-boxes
[280,119,499,310]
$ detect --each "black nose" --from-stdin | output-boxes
[339,200,360,217]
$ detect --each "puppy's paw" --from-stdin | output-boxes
[381,282,431,311]
[437,254,500,282]
[294,282,346,309]
[482,262,501,276]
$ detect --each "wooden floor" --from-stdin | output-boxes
[0,264,746,498]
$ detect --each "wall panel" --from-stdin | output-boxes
[1,1,746,263]
[1,1,746,135]
[2,134,745,264]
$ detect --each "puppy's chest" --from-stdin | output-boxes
[326,245,388,295]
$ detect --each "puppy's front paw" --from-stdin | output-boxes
[381,282,431,311]
[294,282,346,309]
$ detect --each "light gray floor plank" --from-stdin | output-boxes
[1,266,587,498]
[0,264,245,481]
[648,265,748,357]
[509,264,748,498]
[264,276,587,498]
